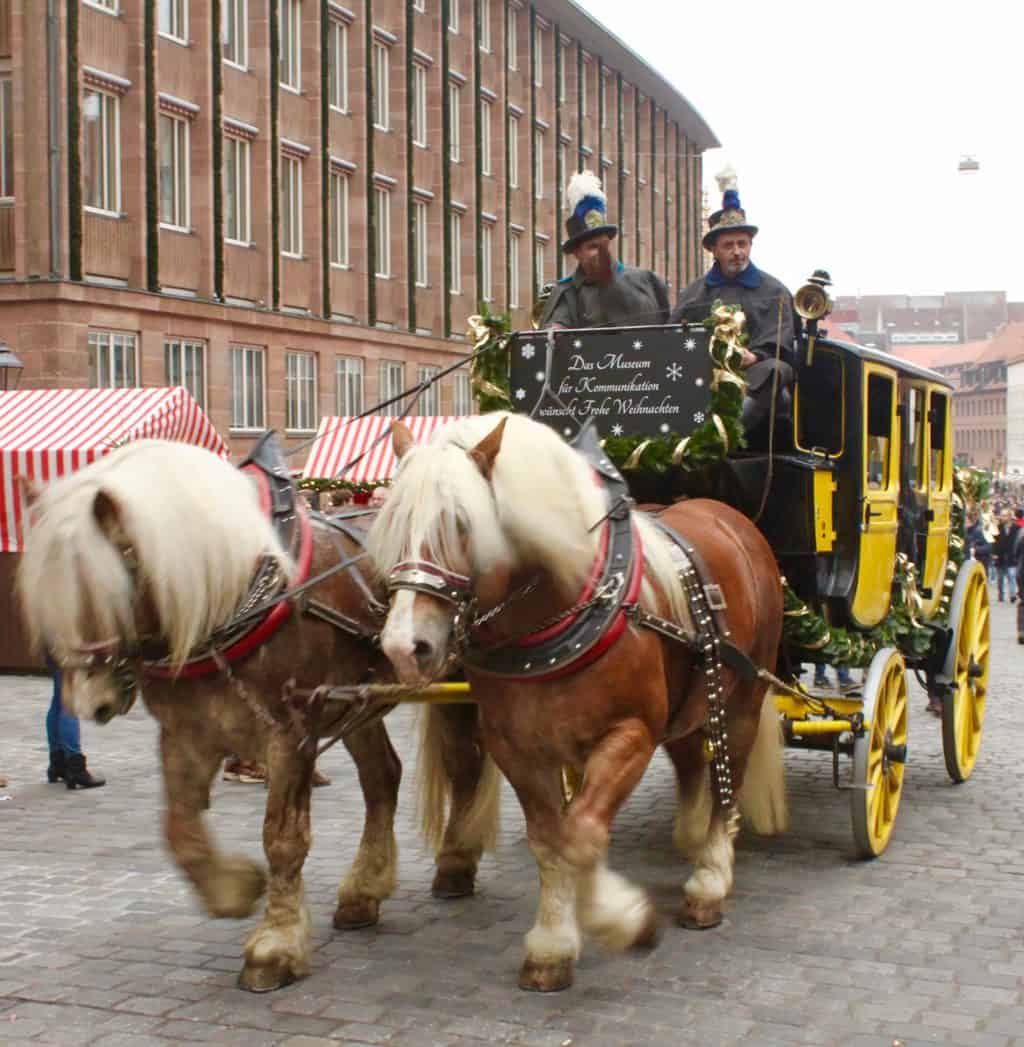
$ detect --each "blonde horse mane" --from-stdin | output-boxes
[367,412,691,625]
[18,439,292,668]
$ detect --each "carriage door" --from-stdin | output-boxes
[920,388,952,618]
[852,367,900,628]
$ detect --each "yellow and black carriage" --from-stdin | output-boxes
[503,282,989,858]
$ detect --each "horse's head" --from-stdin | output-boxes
[369,418,512,686]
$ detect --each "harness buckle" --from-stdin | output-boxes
[703,584,728,612]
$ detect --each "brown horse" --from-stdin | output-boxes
[17,438,500,992]
[368,413,787,992]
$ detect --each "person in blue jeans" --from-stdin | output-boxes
[45,658,106,790]
[813,663,858,692]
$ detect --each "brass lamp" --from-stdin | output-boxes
[794,270,833,365]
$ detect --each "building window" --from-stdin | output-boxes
[83,89,120,214]
[223,0,247,67]
[413,199,429,287]
[481,98,492,176]
[581,60,588,117]
[453,370,472,415]
[158,113,189,230]
[558,43,566,103]
[449,210,462,293]
[508,113,519,187]
[375,186,391,277]
[0,79,13,199]
[533,128,543,199]
[281,154,303,257]
[533,23,543,87]
[88,331,136,388]
[379,360,405,417]
[534,237,545,289]
[285,351,317,431]
[559,140,568,186]
[336,356,364,414]
[508,230,520,308]
[479,0,491,51]
[449,81,461,162]
[412,63,428,147]
[413,0,424,10]
[164,338,205,409]
[328,18,348,112]
[601,73,607,129]
[507,6,517,70]
[373,42,389,129]
[231,346,265,429]
[416,365,441,415]
[280,0,301,90]
[481,222,493,302]
[448,0,458,33]
[329,169,349,267]
[159,0,188,42]
[223,135,251,243]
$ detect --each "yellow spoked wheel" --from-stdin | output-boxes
[940,559,990,783]
[851,647,908,859]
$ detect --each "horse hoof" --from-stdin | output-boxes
[432,869,476,899]
[632,906,661,950]
[518,957,574,993]
[333,897,380,930]
[237,959,299,994]
[205,858,267,919]
[677,898,723,930]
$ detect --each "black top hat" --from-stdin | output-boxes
[561,171,618,253]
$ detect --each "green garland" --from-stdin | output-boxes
[297,476,383,496]
[468,304,513,413]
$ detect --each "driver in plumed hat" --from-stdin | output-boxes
[671,167,797,438]
[539,171,670,330]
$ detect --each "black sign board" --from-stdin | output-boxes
[508,324,713,439]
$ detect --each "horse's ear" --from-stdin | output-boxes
[468,417,507,482]
[92,490,122,535]
[391,421,415,460]
[16,475,40,507]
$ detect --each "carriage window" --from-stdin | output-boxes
[796,347,844,456]
[906,387,925,491]
[929,391,949,491]
[866,374,894,490]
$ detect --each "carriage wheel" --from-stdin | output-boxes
[851,647,908,859]
[940,559,990,783]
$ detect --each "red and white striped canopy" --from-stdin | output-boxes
[302,415,465,483]
[0,387,227,552]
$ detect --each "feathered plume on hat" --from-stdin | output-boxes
[561,170,618,253]
[703,164,758,250]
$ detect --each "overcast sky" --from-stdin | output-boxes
[584,0,1022,302]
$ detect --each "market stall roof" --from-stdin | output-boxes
[0,387,227,552]
[302,415,464,483]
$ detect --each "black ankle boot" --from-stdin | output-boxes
[47,749,66,783]
[64,753,106,790]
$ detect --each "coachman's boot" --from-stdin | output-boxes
[46,749,67,783]
[64,753,106,790]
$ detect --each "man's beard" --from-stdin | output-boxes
[581,241,614,286]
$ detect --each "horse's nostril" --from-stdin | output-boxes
[413,640,433,665]
[95,704,114,724]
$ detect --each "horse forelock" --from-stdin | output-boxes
[18,440,292,668]
[369,414,605,594]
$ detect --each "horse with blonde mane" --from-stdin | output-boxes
[368,413,787,992]
[18,438,500,992]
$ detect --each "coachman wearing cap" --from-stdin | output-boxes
[671,169,797,438]
[539,171,670,329]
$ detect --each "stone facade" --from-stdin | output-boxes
[0,0,716,457]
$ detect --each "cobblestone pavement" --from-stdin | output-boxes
[1,599,1022,1047]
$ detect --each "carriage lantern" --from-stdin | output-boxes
[794,269,833,365]
[0,342,24,390]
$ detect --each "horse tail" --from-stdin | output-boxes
[739,688,788,835]
[417,705,502,855]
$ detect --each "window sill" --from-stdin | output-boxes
[84,206,123,219]
[223,59,249,74]
[330,262,352,271]
[160,223,193,235]
[225,238,254,248]
[82,1,119,16]
[281,251,305,261]
[230,427,269,436]
[158,31,190,47]
[373,125,392,134]
[285,429,318,437]
[280,83,302,96]
[330,105,350,116]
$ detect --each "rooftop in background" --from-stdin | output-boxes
[887,322,1024,370]
[834,290,1009,345]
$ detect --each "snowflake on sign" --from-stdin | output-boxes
[521,343,536,359]
[572,339,583,350]
[660,423,670,434]
[535,371,545,382]
[695,377,704,388]
[514,388,526,400]
[666,363,683,381]
[611,424,624,436]
[684,338,696,351]
[693,411,705,424]
[632,339,644,351]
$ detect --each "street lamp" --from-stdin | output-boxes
[0,342,24,390]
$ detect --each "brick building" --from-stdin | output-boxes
[0,0,716,457]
